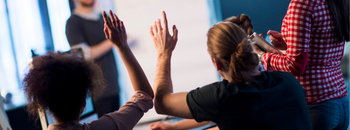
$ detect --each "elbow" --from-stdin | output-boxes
[149,93,155,99]
[290,65,306,76]
[154,94,168,115]
[154,102,167,115]
[154,105,166,115]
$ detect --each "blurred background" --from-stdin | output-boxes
[0,0,348,129]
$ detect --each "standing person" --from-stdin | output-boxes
[65,0,120,118]
[253,0,350,129]
[150,11,312,129]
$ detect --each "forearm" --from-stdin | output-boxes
[171,119,209,129]
[115,45,154,98]
[262,52,308,75]
[90,39,114,59]
[154,53,173,113]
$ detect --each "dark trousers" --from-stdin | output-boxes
[93,95,120,118]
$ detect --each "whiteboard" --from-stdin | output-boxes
[113,0,219,123]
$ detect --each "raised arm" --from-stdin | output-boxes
[150,11,192,118]
[103,10,154,98]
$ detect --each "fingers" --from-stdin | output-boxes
[269,35,279,42]
[102,11,112,29]
[113,13,120,28]
[104,24,110,39]
[149,26,155,37]
[149,122,159,130]
[172,25,178,42]
[267,30,279,35]
[156,19,162,33]
[153,21,158,34]
[120,21,124,31]
[162,11,168,33]
[109,10,116,28]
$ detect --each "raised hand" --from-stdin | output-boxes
[149,11,178,56]
[103,10,127,48]
[267,30,287,50]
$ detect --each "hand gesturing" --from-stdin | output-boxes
[149,11,178,56]
[103,10,127,48]
[267,30,287,50]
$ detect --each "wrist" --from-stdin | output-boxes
[258,52,265,64]
[115,44,130,51]
[168,123,176,129]
[157,52,172,60]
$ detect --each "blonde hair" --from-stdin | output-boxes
[207,22,259,84]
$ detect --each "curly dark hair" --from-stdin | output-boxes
[23,52,105,122]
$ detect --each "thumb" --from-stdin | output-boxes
[267,30,282,39]
[172,25,178,42]
[267,30,279,35]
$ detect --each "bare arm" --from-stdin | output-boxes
[150,11,192,118]
[150,119,210,130]
[90,39,114,60]
[103,10,154,98]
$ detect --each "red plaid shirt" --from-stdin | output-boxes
[261,0,347,104]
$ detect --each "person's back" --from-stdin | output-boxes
[197,71,311,129]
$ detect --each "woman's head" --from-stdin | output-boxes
[224,14,254,35]
[207,22,259,84]
[23,52,105,122]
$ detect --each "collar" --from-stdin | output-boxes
[73,9,100,21]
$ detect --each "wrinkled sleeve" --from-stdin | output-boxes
[187,83,220,122]
[262,0,311,76]
[88,91,153,130]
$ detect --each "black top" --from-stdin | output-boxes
[187,71,312,129]
[65,14,119,98]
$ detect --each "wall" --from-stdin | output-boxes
[219,0,291,34]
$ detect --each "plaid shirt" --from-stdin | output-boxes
[261,0,347,104]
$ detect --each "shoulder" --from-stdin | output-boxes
[189,81,221,95]
[191,80,231,92]
[266,71,293,77]
[290,0,325,7]
[66,14,82,25]
[288,0,315,11]
[265,71,299,82]
[188,80,239,100]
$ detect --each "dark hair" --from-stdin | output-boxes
[224,14,254,35]
[326,0,350,42]
[207,22,259,84]
[23,52,105,122]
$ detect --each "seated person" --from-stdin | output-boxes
[23,10,154,130]
[149,11,312,129]
[150,14,256,130]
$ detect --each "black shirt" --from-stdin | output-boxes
[65,14,119,98]
[187,71,312,129]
